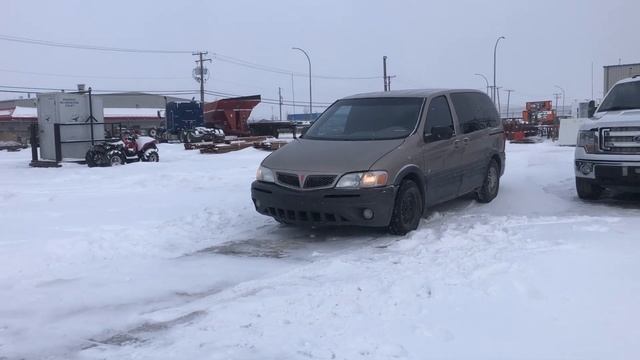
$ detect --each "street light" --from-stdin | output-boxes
[292,47,312,119]
[554,85,565,117]
[474,73,490,95]
[493,36,506,104]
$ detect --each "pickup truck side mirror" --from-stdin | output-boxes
[588,100,596,118]
[424,126,454,143]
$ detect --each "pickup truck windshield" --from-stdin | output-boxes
[304,97,424,141]
[598,81,640,112]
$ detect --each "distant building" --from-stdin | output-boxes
[603,62,640,95]
[0,92,189,141]
[0,92,188,110]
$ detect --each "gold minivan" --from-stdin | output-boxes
[251,89,505,235]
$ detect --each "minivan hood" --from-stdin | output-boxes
[262,138,405,174]
[579,109,640,130]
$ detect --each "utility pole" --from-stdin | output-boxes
[554,85,565,118]
[383,56,388,91]
[496,87,502,116]
[192,51,212,104]
[591,62,594,100]
[278,87,283,121]
[553,93,562,122]
[291,74,296,117]
[388,75,397,90]
[505,89,514,119]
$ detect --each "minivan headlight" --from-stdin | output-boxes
[256,165,275,183]
[577,130,597,153]
[336,171,388,189]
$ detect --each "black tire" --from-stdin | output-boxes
[106,151,125,167]
[388,180,423,235]
[145,151,159,162]
[476,159,500,203]
[85,150,98,168]
[148,128,158,138]
[576,177,603,200]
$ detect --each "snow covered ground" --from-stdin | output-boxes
[1,142,639,360]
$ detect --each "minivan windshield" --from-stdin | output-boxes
[304,97,424,141]
[598,81,640,112]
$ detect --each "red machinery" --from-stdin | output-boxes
[203,95,261,136]
[522,100,554,125]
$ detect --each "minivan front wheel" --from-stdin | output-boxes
[476,159,500,203]
[388,180,423,235]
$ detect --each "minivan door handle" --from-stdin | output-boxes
[463,137,470,145]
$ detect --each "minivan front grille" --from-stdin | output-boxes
[276,172,337,189]
[601,127,640,154]
[304,175,336,189]
[276,172,300,188]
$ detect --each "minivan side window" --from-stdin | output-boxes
[450,92,500,134]
[424,96,455,141]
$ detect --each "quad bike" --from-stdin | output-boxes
[86,133,159,167]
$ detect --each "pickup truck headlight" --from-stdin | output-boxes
[336,171,388,189]
[256,165,275,183]
[577,130,597,153]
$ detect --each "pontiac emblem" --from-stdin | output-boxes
[299,174,306,184]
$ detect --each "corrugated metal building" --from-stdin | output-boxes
[603,63,640,95]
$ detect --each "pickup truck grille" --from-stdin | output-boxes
[601,127,640,154]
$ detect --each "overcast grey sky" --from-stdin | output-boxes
[2,0,639,118]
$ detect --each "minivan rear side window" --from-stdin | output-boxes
[450,92,500,134]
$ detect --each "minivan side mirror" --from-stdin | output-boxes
[587,100,596,118]
[424,126,454,142]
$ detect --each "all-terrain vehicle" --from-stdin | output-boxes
[86,133,159,167]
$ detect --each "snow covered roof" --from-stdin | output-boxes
[104,108,162,118]
[3,106,163,119]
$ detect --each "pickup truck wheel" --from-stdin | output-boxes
[576,177,603,200]
[388,180,423,235]
[476,159,500,203]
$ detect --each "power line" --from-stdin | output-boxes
[0,68,189,80]
[213,53,381,80]
[0,34,193,54]
[0,33,382,81]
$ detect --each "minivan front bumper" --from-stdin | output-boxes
[251,181,397,227]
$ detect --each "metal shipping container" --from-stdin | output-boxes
[37,93,104,160]
[603,63,640,95]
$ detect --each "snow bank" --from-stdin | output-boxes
[1,142,639,359]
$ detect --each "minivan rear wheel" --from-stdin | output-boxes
[476,159,500,203]
[388,180,423,235]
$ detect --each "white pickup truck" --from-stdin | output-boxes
[575,76,640,199]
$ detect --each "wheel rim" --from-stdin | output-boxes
[110,156,122,166]
[487,166,498,194]
[400,191,419,226]
[148,153,158,162]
